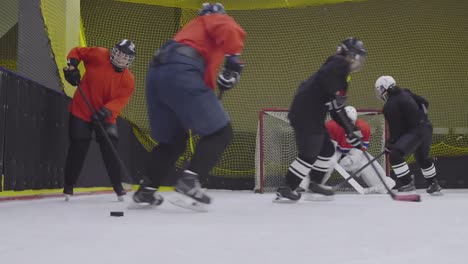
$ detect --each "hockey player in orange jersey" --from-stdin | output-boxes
[62,39,136,201]
[133,3,246,211]
[299,106,396,194]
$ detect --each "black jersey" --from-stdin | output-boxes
[288,55,350,133]
[383,88,430,142]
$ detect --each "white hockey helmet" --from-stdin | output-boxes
[375,75,396,102]
[345,106,357,124]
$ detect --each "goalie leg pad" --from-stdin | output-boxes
[355,152,396,191]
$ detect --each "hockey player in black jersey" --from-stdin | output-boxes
[375,76,442,195]
[274,37,367,202]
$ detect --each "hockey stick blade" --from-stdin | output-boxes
[361,150,421,202]
[392,193,421,202]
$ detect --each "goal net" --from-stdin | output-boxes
[255,108,387,193]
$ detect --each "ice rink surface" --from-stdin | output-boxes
[1,189,467,264]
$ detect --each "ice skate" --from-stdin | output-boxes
[426,178,443,196]
[273,187,301,203]
[304,181,334,201]
[63,185,73,202]
[169,171,211,212]
[129,186,164,208]
[398,180,416,193]
[295,186,306,193]
[114,186,127,202]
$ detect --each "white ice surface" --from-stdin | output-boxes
[1,190,467,264]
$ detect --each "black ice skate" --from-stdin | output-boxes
[295,186,306,193]
[426,178,443,196]
[398,181,416,193]
[304,181,334,201]
[130,186,164,208]
[273,187,302,203]
[63,185,73,202]
[169,171,211,212]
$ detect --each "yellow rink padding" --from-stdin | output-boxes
[0,185,175,201]
[117,0,366,10]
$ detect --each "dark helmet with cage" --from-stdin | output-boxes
[198,3,226,16]
[336,37,367,72]
[110,39,136,70]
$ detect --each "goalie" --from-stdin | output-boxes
[299,106,396,194]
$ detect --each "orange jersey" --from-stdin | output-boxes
[174,14,246,90]
[326,119,371,153]
[67,47,135,123]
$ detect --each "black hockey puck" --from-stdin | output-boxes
[110,211,124,217]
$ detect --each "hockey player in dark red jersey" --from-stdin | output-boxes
[62,39,136,201]
[274,37,367,202]
[375,76,442,195]
[133,3,246,211]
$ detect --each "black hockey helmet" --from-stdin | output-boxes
[337,37,367,72]
[198,3,226,16]
[111,39,136,69]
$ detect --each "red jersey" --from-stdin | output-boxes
[67,47,135,124]
[174,14,246,90]
[326,119,371,153]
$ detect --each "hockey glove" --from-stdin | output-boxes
[63,67,81,86]
[91,107,112,123]
[63,58,81,86]
[346,129,363,149]
[217,55,244,92]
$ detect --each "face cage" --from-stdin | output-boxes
[111,47,135,69]
[349,54,366,72]
[375,86,389,102]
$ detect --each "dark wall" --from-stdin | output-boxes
[0,68,137,191]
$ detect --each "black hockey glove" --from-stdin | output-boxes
[217,55,244,92]
[63,67,81,86]
[63,58,81,86]
[346,129,363,149]
[91,107,112,123]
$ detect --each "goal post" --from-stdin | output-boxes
[255,108,388,193]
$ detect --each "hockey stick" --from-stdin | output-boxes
[332,150,386,191]
[361,150,421,202]
[218,89,225,100]
[76,84,134,187]
[334,164,365,194]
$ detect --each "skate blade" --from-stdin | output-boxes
[304,193,334,201]
[272,197,299,203]
[117,195,125,202]
[127,201,158,210]
[428,191,444,196]
[169,192,208,212]
[64,194,71,202]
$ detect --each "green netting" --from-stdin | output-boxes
[0,0,18,71]
[80,0,468,179]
